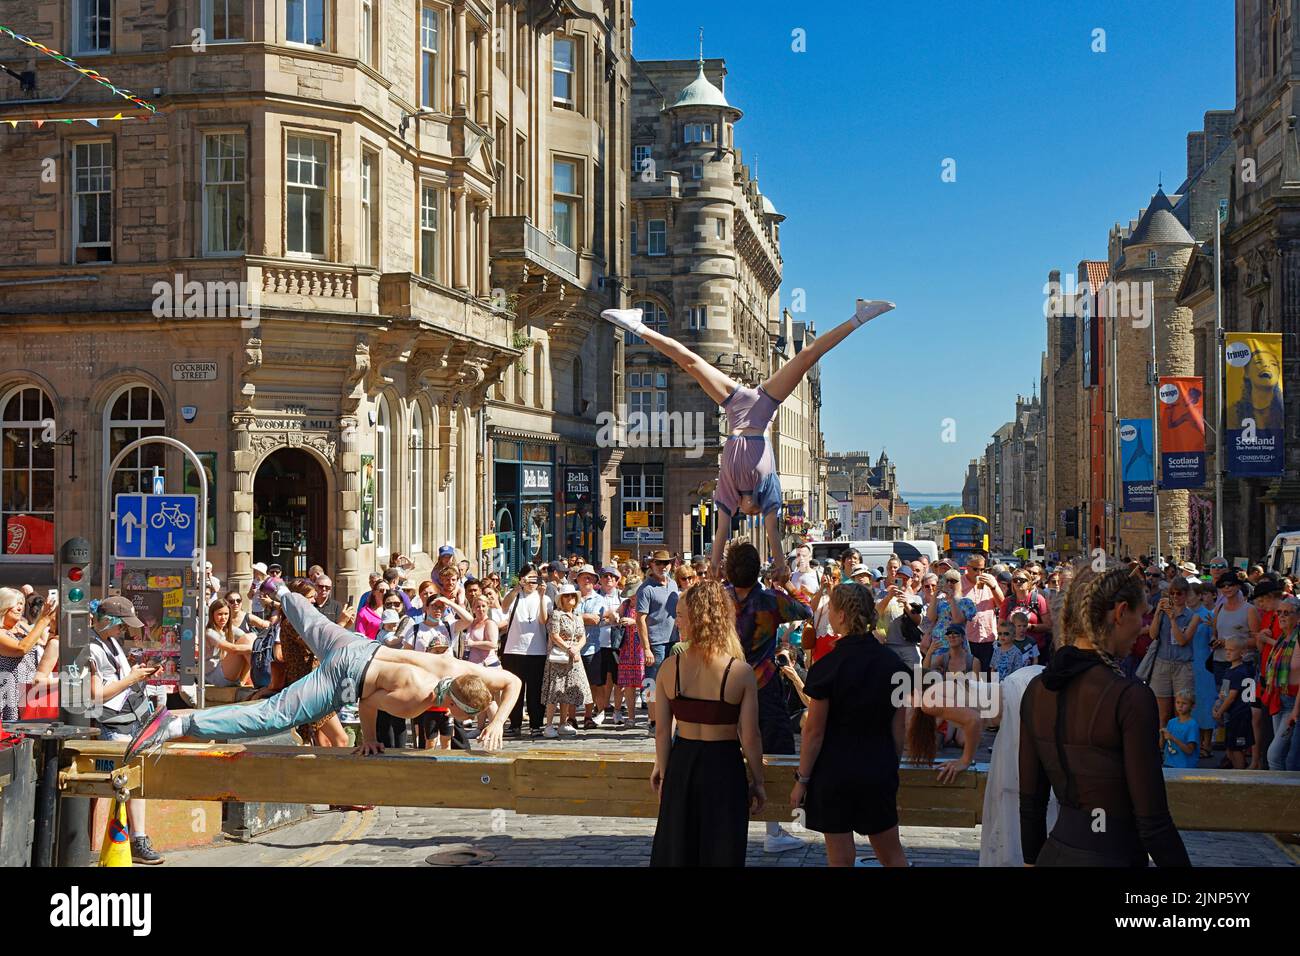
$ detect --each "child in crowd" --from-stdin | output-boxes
[1213,636,1255,769]
[1010,610,1040,666]
[990,621,1026,681]
[415,631,455,750]
[1161,691,1200,769]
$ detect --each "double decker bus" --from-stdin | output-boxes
[942,514,990,566]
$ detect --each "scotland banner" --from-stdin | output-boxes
[1158,376,1206,489]
[1119,418,1155,512]
[1225,333,1284,476]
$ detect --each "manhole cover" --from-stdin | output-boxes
[425,846,495,866]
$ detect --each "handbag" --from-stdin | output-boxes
[1135,636,1159,683]
[547,613,574,664]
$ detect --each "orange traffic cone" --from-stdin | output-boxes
[98,794,133,867]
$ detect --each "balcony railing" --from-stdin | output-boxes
[490,216,581,288]
[524,221,579,282]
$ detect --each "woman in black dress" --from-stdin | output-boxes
[791,582,911,867]
[650,579,766,866]
[1019,562,1190,867]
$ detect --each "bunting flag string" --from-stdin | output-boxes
[4,112,131,129]
[0,24,158,114]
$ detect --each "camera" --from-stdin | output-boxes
[776,653,790,668]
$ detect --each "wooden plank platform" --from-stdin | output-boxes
[57,741,1300,832]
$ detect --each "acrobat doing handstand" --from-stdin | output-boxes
[601,298,895,577]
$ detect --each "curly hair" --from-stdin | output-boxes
[723,541,761,588]
[829,581,878,635]
[1057,560,1143,675]
[678,579,744,661]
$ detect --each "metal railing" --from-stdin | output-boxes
[523,221,579,285]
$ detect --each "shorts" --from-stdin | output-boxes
[584,648,618,686]
[1150,657,1194,698]
[714,435,782,517]
[1226,710,1254,751]
[419,710,452,738]
[645,642,669,682]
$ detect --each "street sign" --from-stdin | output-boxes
[626,511,649,528]
[114,493,198,560]
[480,533,497,550]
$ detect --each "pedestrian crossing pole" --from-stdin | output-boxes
[1214,198,1227,558]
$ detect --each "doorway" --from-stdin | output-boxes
[253,448,328,575]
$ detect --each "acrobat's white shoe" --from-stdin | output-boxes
[853,299,896,327]
[601,308,647,335]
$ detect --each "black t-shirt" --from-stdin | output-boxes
[1224,661,1255,721]
[803,633,910,756]
[316,597,342,623]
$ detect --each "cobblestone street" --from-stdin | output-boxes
[162,728,1299,868]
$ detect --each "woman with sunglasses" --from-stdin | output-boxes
[355,579,389,640]
[0,588,58,722]
[1001,571,1053,665]
[1211,572,1256,692]
[500,564,553,738]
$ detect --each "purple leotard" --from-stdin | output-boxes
[715,386,783,517]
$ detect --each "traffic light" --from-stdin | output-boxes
[60,562,90,609]
[1023,527,1034,551]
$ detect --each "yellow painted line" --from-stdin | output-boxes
[278,809,371,867]
[299,810,375,867]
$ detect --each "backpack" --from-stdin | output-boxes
[250,622,280,688]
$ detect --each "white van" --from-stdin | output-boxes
[1265,530,1300,576]
[809,539,939,570]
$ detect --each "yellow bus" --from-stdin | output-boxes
[942,514,990,566]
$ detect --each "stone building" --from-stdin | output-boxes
[961,459,980,514]
[978,394,1042,553]
[619,55,787,560]
[1043,268,1081,556]
[770,312,823,548]
[1105,188,1196,559]
[1213,0,1300,561]
[0,0,631,595]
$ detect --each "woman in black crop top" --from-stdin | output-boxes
[650,580,765,867]
[1019,563,1190,867]
[792,582,912,867]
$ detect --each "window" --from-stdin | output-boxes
[684,123,714,144]
[203,132,247,255]
[204,0,246,42]
[572,357,584,415]
[1147,250,1158,268]
[410,403,424,552]
[627,371,668,436]
[285,135,328,257]
[626,300,667,346]
[620,466,664,543]
[630,219,638,256]
[716,217,726,240]
[687,306,707,330]
[494,120,508,209]
[359,0,376,67]
[690,163,703,180]
[552,36,575,108]
[360,150,378,267]
[286,0,327,46]
[515,134,527,216]
[105,386,165,498]
[633,144,652,176]
[75,0,111,53]
[1,387,55,558]
[421,5,440,109]
[553,158,579,249]
[73,141,113,263]
[375,396,391,554]
[647,218,666,256]
[420,183,440,280]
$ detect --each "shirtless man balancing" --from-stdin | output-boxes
[123,583,522,760]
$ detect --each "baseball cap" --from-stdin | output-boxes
[944,623,965,637]
[600,565,622,580]
[933,556,955,568]
[849,564,872,578]
[96,595,144,629]
[895,566,913,580]
[381,608,400,625]
[942,570,962,584]
[1252,580,1281,600]
[252,562,268,575]
[905,595,924,610]
[438,545,456,558]
[996,571,1013,585]
[1216,572,1242,589]
[268,563,283,574]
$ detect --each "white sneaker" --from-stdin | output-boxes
[763,830,805,853]
[591,712,605,727]
[558,723,576,737]
[543,725,559,739]
[600,307,647,335]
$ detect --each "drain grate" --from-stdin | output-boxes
[424,845,495,866]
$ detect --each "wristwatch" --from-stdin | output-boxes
[793,771,811,785]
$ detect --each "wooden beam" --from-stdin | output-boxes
[57,741,1300,833]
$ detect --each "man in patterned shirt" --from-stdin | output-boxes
[723,541,811,853]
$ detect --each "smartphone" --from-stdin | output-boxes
[344,597,355,609]
[47,588,57,604]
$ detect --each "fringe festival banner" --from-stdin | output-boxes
[1225,333,1284,477]
[1120,418,1155,513]
[1158,376,1206,489]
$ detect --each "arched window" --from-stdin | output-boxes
[106,385,166,497]
[410,402,424,553]
[1,386,55,557]
[572,356,584,415]
[375,395,391,554]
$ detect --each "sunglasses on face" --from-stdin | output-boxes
[1012,578,1027,584]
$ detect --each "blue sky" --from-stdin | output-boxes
[633,0,1235,493]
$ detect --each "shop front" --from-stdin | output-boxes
[561,456,599,566]
[492,437,557,575]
